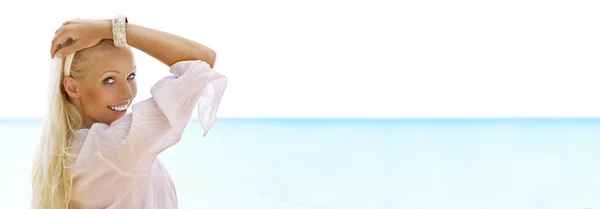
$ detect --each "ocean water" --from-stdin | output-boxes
[2,118,600,209]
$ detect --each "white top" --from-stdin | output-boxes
[69,60,228,208]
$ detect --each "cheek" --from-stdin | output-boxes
[131,83,138,98]
[82,86,109,106]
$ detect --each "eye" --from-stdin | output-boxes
[127,73,136,80]
[103,77,115,84]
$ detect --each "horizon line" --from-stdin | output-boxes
[3,117,600,121]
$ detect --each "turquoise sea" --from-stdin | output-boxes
[2,118,600,209]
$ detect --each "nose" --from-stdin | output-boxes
[118,82,133,100]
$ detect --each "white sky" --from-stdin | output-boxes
[0,0,599,118]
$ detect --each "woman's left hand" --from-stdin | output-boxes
[51,19,112,58]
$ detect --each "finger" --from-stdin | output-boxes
[55,27,63,35]
[62,18,81,25]
[51,29,72,58]
[55,40,85,57]
[55,19,82,35]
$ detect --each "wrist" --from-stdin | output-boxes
[112,15,128,47]
[99,19,113,40]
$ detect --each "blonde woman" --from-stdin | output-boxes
[31,15,228,209]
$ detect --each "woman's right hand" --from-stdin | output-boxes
[51,19,112,58]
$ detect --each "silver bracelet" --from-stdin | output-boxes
[112,15,128,48]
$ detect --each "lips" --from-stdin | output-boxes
[108,103,129,114]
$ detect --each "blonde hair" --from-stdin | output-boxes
[31,39,117,209]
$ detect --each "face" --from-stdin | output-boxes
[65,48,137,126]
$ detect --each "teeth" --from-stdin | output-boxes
[109,105,128,111]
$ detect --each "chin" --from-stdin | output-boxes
[95,106,129,125]
[102,114,127,125]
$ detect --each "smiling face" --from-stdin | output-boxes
[63,40,137,128]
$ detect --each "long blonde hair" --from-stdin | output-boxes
[31,39,115,209]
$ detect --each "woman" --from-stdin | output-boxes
[31,15,228,209]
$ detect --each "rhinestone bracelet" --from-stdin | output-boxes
[112,15,128,48]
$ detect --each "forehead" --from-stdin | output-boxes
[85,49,135,78]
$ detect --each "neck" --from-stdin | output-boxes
[81,116,96,129]
[70,99,96,129]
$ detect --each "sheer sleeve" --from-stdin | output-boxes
[75,60,227,176]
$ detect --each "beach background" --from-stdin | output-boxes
[3,118,600,208]
[2,0,600,208]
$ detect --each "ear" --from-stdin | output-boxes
[63,76,81,99]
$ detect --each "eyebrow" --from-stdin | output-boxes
[102,70,121,75]
[100,66,137,76]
